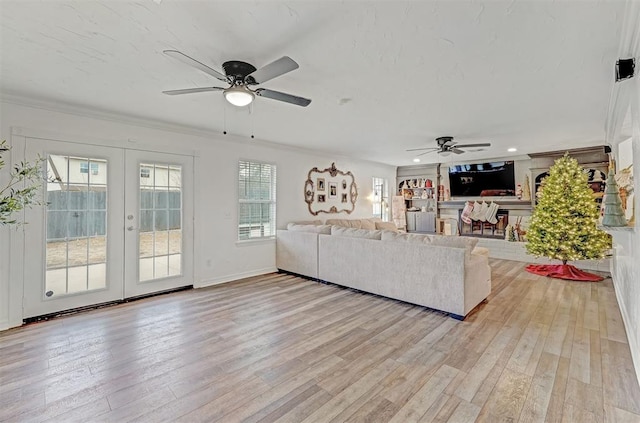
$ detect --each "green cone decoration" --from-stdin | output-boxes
[601,168,628,227]
[522,175,531,201]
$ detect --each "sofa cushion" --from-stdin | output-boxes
[287,223,331,234]
[376,221,399,231]
[381,231,431,244]
[428,235,479,259]
[331,226,382,240]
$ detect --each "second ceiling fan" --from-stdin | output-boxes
[162,50,311,107]
[407,136,491,157]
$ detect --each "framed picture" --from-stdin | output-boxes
[329,182,337,198]
[304,162,358,216]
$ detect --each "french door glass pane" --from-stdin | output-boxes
[139,163,182,282]
[45,155,107,298]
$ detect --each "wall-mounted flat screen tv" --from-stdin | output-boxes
[448,161,516,197]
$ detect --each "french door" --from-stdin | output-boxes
[22,138,194,318]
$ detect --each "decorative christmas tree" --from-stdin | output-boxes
[525,153,611,281]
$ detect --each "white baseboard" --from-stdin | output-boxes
[196,267,278,288]
[0,319,11,332]
[612,273,640,389]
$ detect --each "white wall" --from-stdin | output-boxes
[0,99,396,330]
[610,136,640,386]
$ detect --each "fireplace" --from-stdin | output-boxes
[458,210,509,239]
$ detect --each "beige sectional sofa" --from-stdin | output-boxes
[276,221,491,320]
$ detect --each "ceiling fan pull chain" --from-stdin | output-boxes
[250,103,255,139]
[223,98,227,135]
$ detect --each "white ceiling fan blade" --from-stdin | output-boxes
[255,88,311,107]
[415,149,439,157]
[162,87,224,95]
[164,50,228,82]
[246,56,299,84]
[406,147,439,152]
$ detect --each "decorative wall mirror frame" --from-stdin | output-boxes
[304,162,358,215]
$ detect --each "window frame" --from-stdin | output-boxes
[237,159,277,242]
[372,177,389,221]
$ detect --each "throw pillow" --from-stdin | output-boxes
[287,223,332,234]
[472,246,490,257]
[331,226,382,240]
[347,220,363,229]
[375,221,398,231]
[326,218,357,228]
[291,220,323,226]
[360,219,377,230]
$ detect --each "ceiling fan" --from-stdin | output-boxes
[407,136,491,157]
[162,50,311,107]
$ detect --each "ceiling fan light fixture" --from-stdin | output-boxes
[438,150,452,157]
[223,85,255,107]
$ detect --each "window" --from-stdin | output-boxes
[372,177,389,221]
[80,162,99,175]
[138,163,183,281]
[238,160,276,241]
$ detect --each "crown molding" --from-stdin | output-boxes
[0,92,394,169]
[527,146,607,159]
[0,91,220,137]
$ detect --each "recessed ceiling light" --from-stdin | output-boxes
[413,158,421,163]
[508,147,517,152]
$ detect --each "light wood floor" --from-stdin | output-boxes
[1,259,639,422]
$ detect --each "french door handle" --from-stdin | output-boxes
[127,226,137,231]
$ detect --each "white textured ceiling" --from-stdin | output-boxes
[0,1,625,165]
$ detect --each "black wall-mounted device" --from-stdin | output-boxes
[616,58,635,82]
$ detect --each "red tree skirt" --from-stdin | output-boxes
[525,264,604,282]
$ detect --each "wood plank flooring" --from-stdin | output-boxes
[1,259,639,422]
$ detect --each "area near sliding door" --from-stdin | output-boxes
[123,150,194,298]
[22,138,194,318]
